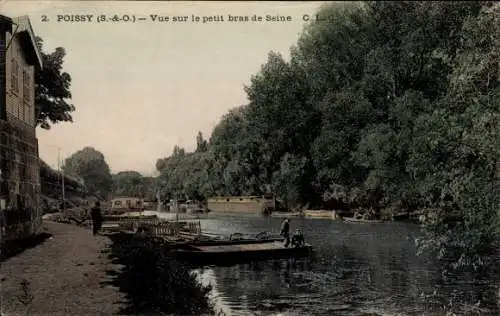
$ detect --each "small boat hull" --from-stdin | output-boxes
[184,236,284,246]
[171,241,313,266]
[303,210,338,219]
[342,217,385,223]
[270,212,303,218]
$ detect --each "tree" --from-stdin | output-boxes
[271,153,309,209]
[62,147,112,199]
[35,37,75,129]
[412,3,500,274]
[112,171,148,198]
[172,145,185,157]
[195,131,208,152]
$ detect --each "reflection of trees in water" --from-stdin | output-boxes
[328,231,500,315]
[211,258,320,313]
[423,262,500,315]
[323,233,438,313]
[202,219,499,315]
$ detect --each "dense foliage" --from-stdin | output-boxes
[107,233,214,315]
[155,1,499,274]
[34,37,75,129]
[62,147,113,199]
[59,149,156,201]
[111,171,156,200]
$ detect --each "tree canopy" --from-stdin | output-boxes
[111,171,156,200]
[35,37,75,129]
[62,147,113,199]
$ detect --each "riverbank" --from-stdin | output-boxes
[106,232,214,315]
[0,221,215,315]
[0,221,126,315]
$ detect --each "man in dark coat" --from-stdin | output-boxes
[90,201,103,236]
[280,218,290,247]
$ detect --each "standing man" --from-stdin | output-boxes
[90,201,103,236]
[280,218,290,248]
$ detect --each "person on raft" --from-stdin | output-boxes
[291,228,305,248]
[280,218,291,247]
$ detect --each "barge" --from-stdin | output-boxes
[207,195,276,215]
[171,240,313,266]
[303,210,339,219]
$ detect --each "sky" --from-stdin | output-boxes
[2,0,325,175]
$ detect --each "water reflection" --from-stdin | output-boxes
[148,212,498,315]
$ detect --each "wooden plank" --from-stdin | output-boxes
[196,241,285,253]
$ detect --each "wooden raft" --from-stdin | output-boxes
[195,241,286,253]
[136,220,203,239]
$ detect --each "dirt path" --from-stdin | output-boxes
[0,221,126,315]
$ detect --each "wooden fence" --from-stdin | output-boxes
[103,216,203,239]
[149,221,180,236]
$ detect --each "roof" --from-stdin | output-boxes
[10,16,43,70]
[0,15,13,25]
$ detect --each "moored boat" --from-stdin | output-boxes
[170,240,313,266]
[270,211,303,218]
[303,210,339,219]
[206,195,276,215]
[342,217,386,223]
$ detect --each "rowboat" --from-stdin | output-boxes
[342,217,386,223]
[270,211,303,218]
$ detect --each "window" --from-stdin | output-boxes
[11,59,19,93]
[23,69,31,101]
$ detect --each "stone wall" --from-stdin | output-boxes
[0,118,41,245]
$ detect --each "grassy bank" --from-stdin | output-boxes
[105,232,214,315]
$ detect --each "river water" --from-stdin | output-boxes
[146,212,499,316]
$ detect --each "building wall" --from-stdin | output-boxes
[111,197,144,209]
[5,32,35,127]
[0,27,41,246]
[0,120,41,243]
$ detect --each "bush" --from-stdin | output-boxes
[106,233,214,315]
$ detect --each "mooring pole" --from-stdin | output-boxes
[61,155,65,216]
[175,196,179,222]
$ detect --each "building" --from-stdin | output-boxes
[0,15,43,246]
[111,196,144,210]
[207,195,276,214]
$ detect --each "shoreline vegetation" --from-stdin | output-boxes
[105,232,215,316]
[1,218,217,316]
